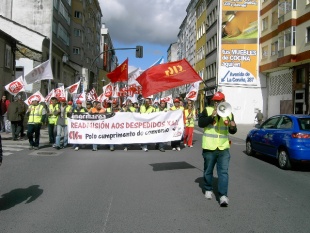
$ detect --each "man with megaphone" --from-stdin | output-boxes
[198,91,237,207]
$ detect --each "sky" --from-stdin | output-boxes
[99,0,189,71]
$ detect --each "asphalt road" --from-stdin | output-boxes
[1,127,310,233]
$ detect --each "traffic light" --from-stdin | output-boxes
[136,45,143,58]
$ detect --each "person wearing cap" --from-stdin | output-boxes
[86,102,93,113]
[106,99,120,151]
[54,98,72,150]
[198,91,237,207]
[90,101,106,151]
[183,101,195,148]
[7,95,24,141]
[154,100,168,152]
[47,97,59,147]
[170,98,184,151]
[72,99,87,151]
[26,97,44,150]
[139,98,156,152]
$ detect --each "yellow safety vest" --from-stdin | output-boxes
[140,105,155,113]
[73,108,86,113]
[48,104,59,124]
[170,106,184,111]
[202,107,231,150]
[28,105,44,124]
[184,109,195,127]
[156,108,167,112]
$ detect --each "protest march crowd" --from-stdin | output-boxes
[22,95,197,152]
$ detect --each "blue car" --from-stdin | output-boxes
[246,114,310,169]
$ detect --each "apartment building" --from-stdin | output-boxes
[195,0,207,111]
[260,0,310,116]
[0,0,103,95]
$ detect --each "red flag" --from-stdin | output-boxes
[107,58,128,83]
[136,59,202,97]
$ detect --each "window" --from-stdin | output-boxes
[306,27,310,43]
[73,47,80,54]
[262,17,268,31]
[296,68,305,84]
[261,45,268,59]
[278,27,296,51]
[271,41,278,56]
[74,11,82,19]
[53,0,58,9]
[52,20,57,34]
[73,28,81,37]
[5,44,11,68]
[57,23,69,46]
[59,1,70,24]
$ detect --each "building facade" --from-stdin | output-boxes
[260,0,310,116]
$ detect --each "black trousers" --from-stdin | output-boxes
[11,120,22,140]
[27,124,41,147]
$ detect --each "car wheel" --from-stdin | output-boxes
[278,149,292,170]
[246,140,255,156]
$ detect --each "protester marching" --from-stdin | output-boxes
[3,58,202,152]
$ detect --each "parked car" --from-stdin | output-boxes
[246,114,310,169]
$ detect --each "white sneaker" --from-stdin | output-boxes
[220,196,229,207]
[124,147,128,151]
[189,145,193,148]
[143,148,148,152]
[74,147,79,151]
[176,147,181,151]
[205,191,213,199]
[172,148,176,151]
[184,144,187,147]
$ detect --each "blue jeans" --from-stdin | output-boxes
[202,149,230,197]
[55,125,68,147]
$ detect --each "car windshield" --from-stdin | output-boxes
[298,118,310,131]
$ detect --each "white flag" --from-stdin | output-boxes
[24,60,53,84]
[185,81,201,101]
[65,81,80,94]
[97,93,108,103]
[45,89,55,103]
[24,91,45,105]
[54,86,66,99]
[128,68,143,86]
[112,83,119,98]
[161,95,173,108]
[102,83,113,98]
[5,76,26,95]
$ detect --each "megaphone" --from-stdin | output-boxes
[217,102,232,117]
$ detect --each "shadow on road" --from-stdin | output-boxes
[195,176,219,200]
[149,161,197,171]
[0,185,43,211]
[242,150,310,172]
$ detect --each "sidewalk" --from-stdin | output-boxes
[1,124,255,144]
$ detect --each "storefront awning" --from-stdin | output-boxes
[0,15,46,61]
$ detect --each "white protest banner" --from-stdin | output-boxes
[5,76,26,95]
[68,110,184,145]
[24,60,53,84]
